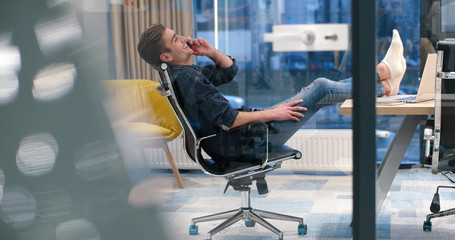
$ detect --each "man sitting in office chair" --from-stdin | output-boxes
[137,23,407,164]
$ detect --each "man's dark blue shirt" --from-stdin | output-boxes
[170,62,239,134]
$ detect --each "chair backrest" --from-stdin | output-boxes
[103,79,182,140]
[153,64,203,163]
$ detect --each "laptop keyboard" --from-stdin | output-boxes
[399,96,416,101]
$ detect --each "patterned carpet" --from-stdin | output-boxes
[129,167,455,240]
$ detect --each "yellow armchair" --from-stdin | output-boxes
[103,79,184,188]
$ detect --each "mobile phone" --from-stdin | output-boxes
[186,41,192,49]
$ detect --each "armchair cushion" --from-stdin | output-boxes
[103,79,182,142]
[119,122,176,142]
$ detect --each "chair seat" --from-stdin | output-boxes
[119,122,178,142]
[201,145,301,175]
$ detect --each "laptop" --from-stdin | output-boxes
[376,53,437,104]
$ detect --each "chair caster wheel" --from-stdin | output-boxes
[423,221,432,231]
[245,220,256,227]
[189,225,198,235]
[298,224,308,235]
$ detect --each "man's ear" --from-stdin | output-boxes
[160,53,172,63]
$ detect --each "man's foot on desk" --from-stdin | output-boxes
[379,29,407,96]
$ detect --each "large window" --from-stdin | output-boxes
[192,0,422,164]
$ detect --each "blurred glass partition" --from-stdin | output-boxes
[0,1,169,239]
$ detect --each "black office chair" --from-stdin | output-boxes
[154,62,308,240]
[423,40,455,231]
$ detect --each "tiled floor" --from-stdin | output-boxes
[129,167,455,240]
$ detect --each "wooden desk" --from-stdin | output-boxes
[340,99,433,213]
[340,99,435,115]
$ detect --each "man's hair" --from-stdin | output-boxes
[137,23,169,66]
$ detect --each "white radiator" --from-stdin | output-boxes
[144,129,353,172]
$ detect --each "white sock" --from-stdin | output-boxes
[382,29,406,96]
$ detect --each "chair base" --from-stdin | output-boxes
[189,188,307,240]
[423,184,455,231]
[423,208,455,231]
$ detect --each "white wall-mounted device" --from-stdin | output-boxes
[263,24,350,52]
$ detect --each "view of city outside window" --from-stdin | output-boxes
[192,0,421,164]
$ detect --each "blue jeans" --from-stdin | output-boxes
[267,77,385,150]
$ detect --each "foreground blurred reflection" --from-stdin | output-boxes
[74,141,122,181]
[35,13,82,55]
[84,187,128,220]
[55,219,100,240]
[16,133,58,177]
[0,0,170,239]
[35,184,72,219]
[0,169,4,202]
[0,37,20,104]
[0,185,37,228]
[0,72,19,104]
[32,63,76,101]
